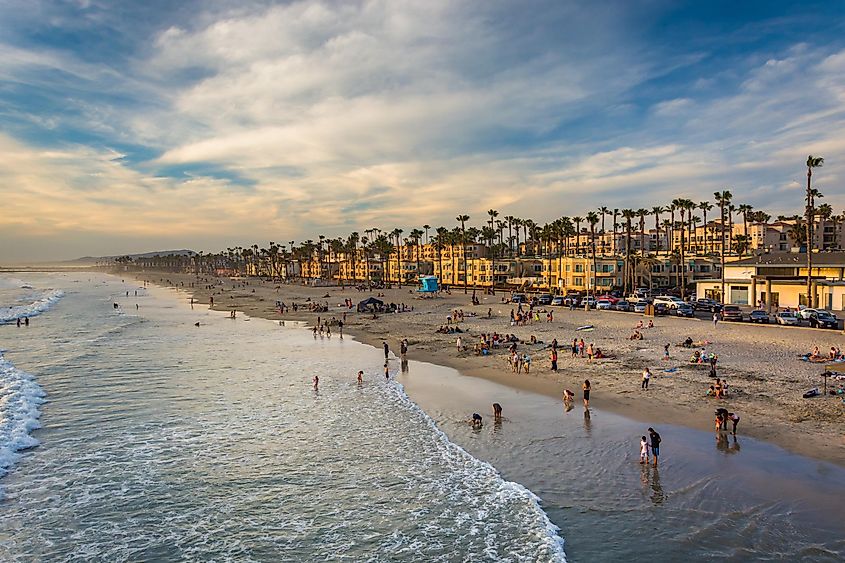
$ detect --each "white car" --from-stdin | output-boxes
[580,296,597,308]
[775,311,799,326]
[633,300,648,313]
[797,308,818,320]
[653,296,684,309]
[596,299,612,310]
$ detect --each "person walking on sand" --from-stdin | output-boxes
[642,368,651,390]
[639,436,650,464]
[571,339,578,358]
[550,348,558,372]
[713,312,719,327]
[456,335,462,352]
[648,428,661,466]
[383,341,390,360]
[583,379,591,408]
[663,343,670,361]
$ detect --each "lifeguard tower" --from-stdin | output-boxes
[418,275,439,295]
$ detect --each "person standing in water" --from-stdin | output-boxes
[383,362,390,379]
[648,428,661,466]
[383,341,390,360]
[583,379,591,407]
[639,436,650,464]
[313,375,319,390]
[357,370,363,383]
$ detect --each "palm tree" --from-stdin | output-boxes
[572,216,583,256]
[423,224,431,245]
[699,201,713,253]
[598,206,609,255]
[714,190,733,303]
[434,227,447,286]
[410,228,424,280]
[737,204,753,256]
[668,202,677,252]
[636,209,647,256]
[651,206,664,252]
[456,214,470,293]
[612,208,620,255]
[622,209,635,293]
[586,211,599,303]
[806,155,824,307]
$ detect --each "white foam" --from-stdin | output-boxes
[0,277,27,290]
[387,380,567,561]
[0,351,46,480]
[1,289,65,323]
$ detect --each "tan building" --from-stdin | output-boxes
[695,251,845,310]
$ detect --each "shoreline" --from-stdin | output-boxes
[124,270,844,467]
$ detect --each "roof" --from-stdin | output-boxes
[728,251,845,267]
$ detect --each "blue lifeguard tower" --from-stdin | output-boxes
[418,275,439,294]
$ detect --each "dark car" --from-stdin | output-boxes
[537,294,553,305]
[722,305,743,322]
[749,310,770,324]
[614,299,632,312]
[694,298,722,313]
[809,311,839,329]
[675,303,695,318]
[511,294,527,303]
[653,303,670,316]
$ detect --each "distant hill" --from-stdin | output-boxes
[67,250,197,264]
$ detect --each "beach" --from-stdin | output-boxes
[127,270,845,467]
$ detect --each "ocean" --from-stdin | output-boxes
[0,272,563,561]
[2,272,844,562]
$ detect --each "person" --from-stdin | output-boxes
[357,370,364,383]
[583,379,591,408]
[647,319,654,329]
[571,339,578,358]
[663,344,670,361]
[383,362,389,380]
[728,412,740,435]
[713,312,719,327]
[642,368,651,390]
[400,339,408,357]
[456,335,462,351]
[523,353,531,374]
[16,318,20,327]
[586,343,594,361]
[471,413,483,428]
[648,428,661,466]
[683,336,694,348]
[493,403,503,420]
[640,436,650,464]
[313,375,319,390]
[383,341,390,360]
[550,348,558,372]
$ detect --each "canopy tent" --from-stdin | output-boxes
[418,276,438,293]
[357,297,384,312]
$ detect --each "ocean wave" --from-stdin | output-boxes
[0,351,46,481]
[0,277,28,290]
[388,380,567,562]
[1,290,65,323]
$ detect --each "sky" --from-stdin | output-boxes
[1,0,844,262]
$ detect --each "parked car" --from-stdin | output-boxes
[550,296,565,306]
[809,310,839,329]
[653,296,684,309]
[633,300,648,313]
[580,296,597,308]
[722,305,743,322]
[675,303,695,317]
[797,307,819,320]
[614,300,632,312]
[596,299,613,310]
[511,294,527,303]
[775,311,799,326]
[596,294,618,304]
[537,294,553,305]
[653,303,670,316]
[693,298,722,313]
[749,310,771,324]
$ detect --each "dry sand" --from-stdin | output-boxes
[128,271,845,466]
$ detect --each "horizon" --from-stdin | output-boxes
[1,0,844,263]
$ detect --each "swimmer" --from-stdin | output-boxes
[492,403,503,420]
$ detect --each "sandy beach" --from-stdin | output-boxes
[126,270,845,466]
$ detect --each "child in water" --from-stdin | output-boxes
[639,436,649,464]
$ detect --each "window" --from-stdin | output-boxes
[574,264,584,273]
[573,276,584,285]
[533,264,542,273]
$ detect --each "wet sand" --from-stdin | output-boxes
[124,271,845,467]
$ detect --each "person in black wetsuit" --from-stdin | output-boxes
[383,341,390,360]
[648,428,661,467]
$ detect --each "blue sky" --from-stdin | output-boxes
[1,0,844,261]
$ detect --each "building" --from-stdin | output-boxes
[695,251,845,310]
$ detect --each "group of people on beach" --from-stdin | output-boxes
[15,317,29,326]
